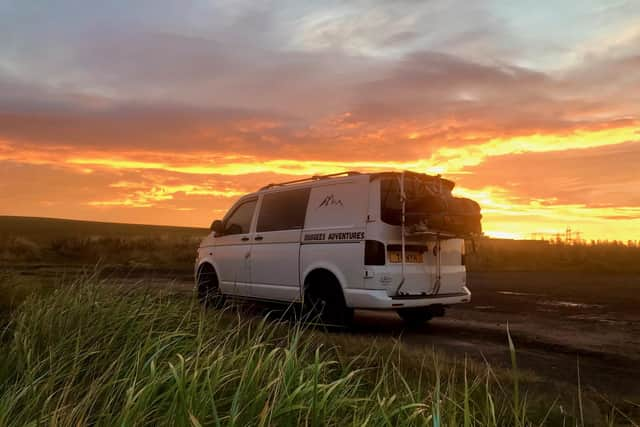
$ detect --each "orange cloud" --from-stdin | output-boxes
[1,122,639,241]
[453,186,640,241]
[1,122,612,178]
[431,124,640,173]
[88,184,244,208]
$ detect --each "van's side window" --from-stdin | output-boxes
[257,188,310,232]
[224,199,257,235]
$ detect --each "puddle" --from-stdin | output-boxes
[497,290,545,297]
[537,300,603,309]
[474,305,496,310]
[567,314,624,325]
[496,290,604,311]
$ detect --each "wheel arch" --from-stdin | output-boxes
[195,260,218,284]
[302,266,353,324]
[302,264,347,293]
[302,267,347,306]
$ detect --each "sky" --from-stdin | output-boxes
[1,0,639,241]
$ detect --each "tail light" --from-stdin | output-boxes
[461,240,466,265]
[364,240,386,265]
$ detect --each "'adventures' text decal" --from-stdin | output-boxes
[303,231,364,242]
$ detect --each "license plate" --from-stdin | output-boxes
[388,251,423,263]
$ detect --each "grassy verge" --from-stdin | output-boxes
[466,238,640,273]
[0,274,633,426]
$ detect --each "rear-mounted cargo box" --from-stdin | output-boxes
[378,171,482,237]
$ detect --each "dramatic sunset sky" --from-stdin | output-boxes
[1,1,639,240]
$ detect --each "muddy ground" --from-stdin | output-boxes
[355,271,640,399]
[6,265,640,400]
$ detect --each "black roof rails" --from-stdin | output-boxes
[260,171,361,190]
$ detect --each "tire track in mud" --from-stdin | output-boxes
[351,310,640,398]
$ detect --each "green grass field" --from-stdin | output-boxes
[0,215,206,240]
[1,272,631,426]
[0,216,207,271]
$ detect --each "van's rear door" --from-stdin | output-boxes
[434,238,467,295]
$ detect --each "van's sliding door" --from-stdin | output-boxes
[248,188,310,302]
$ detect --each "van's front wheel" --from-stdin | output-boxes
[197,265,224,308]
[397,307,432,326]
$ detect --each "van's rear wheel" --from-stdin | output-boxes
[197,265,224,308]
[397,307,432,326]
[304,272,353,327]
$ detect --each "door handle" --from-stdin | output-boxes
[241,237,249,241]
[254,236,263,241]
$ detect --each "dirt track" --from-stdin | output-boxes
[352,271,640,398]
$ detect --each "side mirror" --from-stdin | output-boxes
[226,223,242,235]
[210,220,224,235]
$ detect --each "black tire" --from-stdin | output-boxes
[397,307,432,327]
[197,265,224,308]
[304,273,353,327]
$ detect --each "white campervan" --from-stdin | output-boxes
[195,171,479,325]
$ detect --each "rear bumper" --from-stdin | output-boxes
[344,286,471,309]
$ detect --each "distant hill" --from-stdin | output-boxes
[0,216,207,242]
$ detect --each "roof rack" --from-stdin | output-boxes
[260,171,361,190]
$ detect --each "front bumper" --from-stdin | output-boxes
[344,286,471,309]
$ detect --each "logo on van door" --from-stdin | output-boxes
[318,194,343,208]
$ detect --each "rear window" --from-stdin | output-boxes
[380,179,402,225]
[257,188,310,232]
